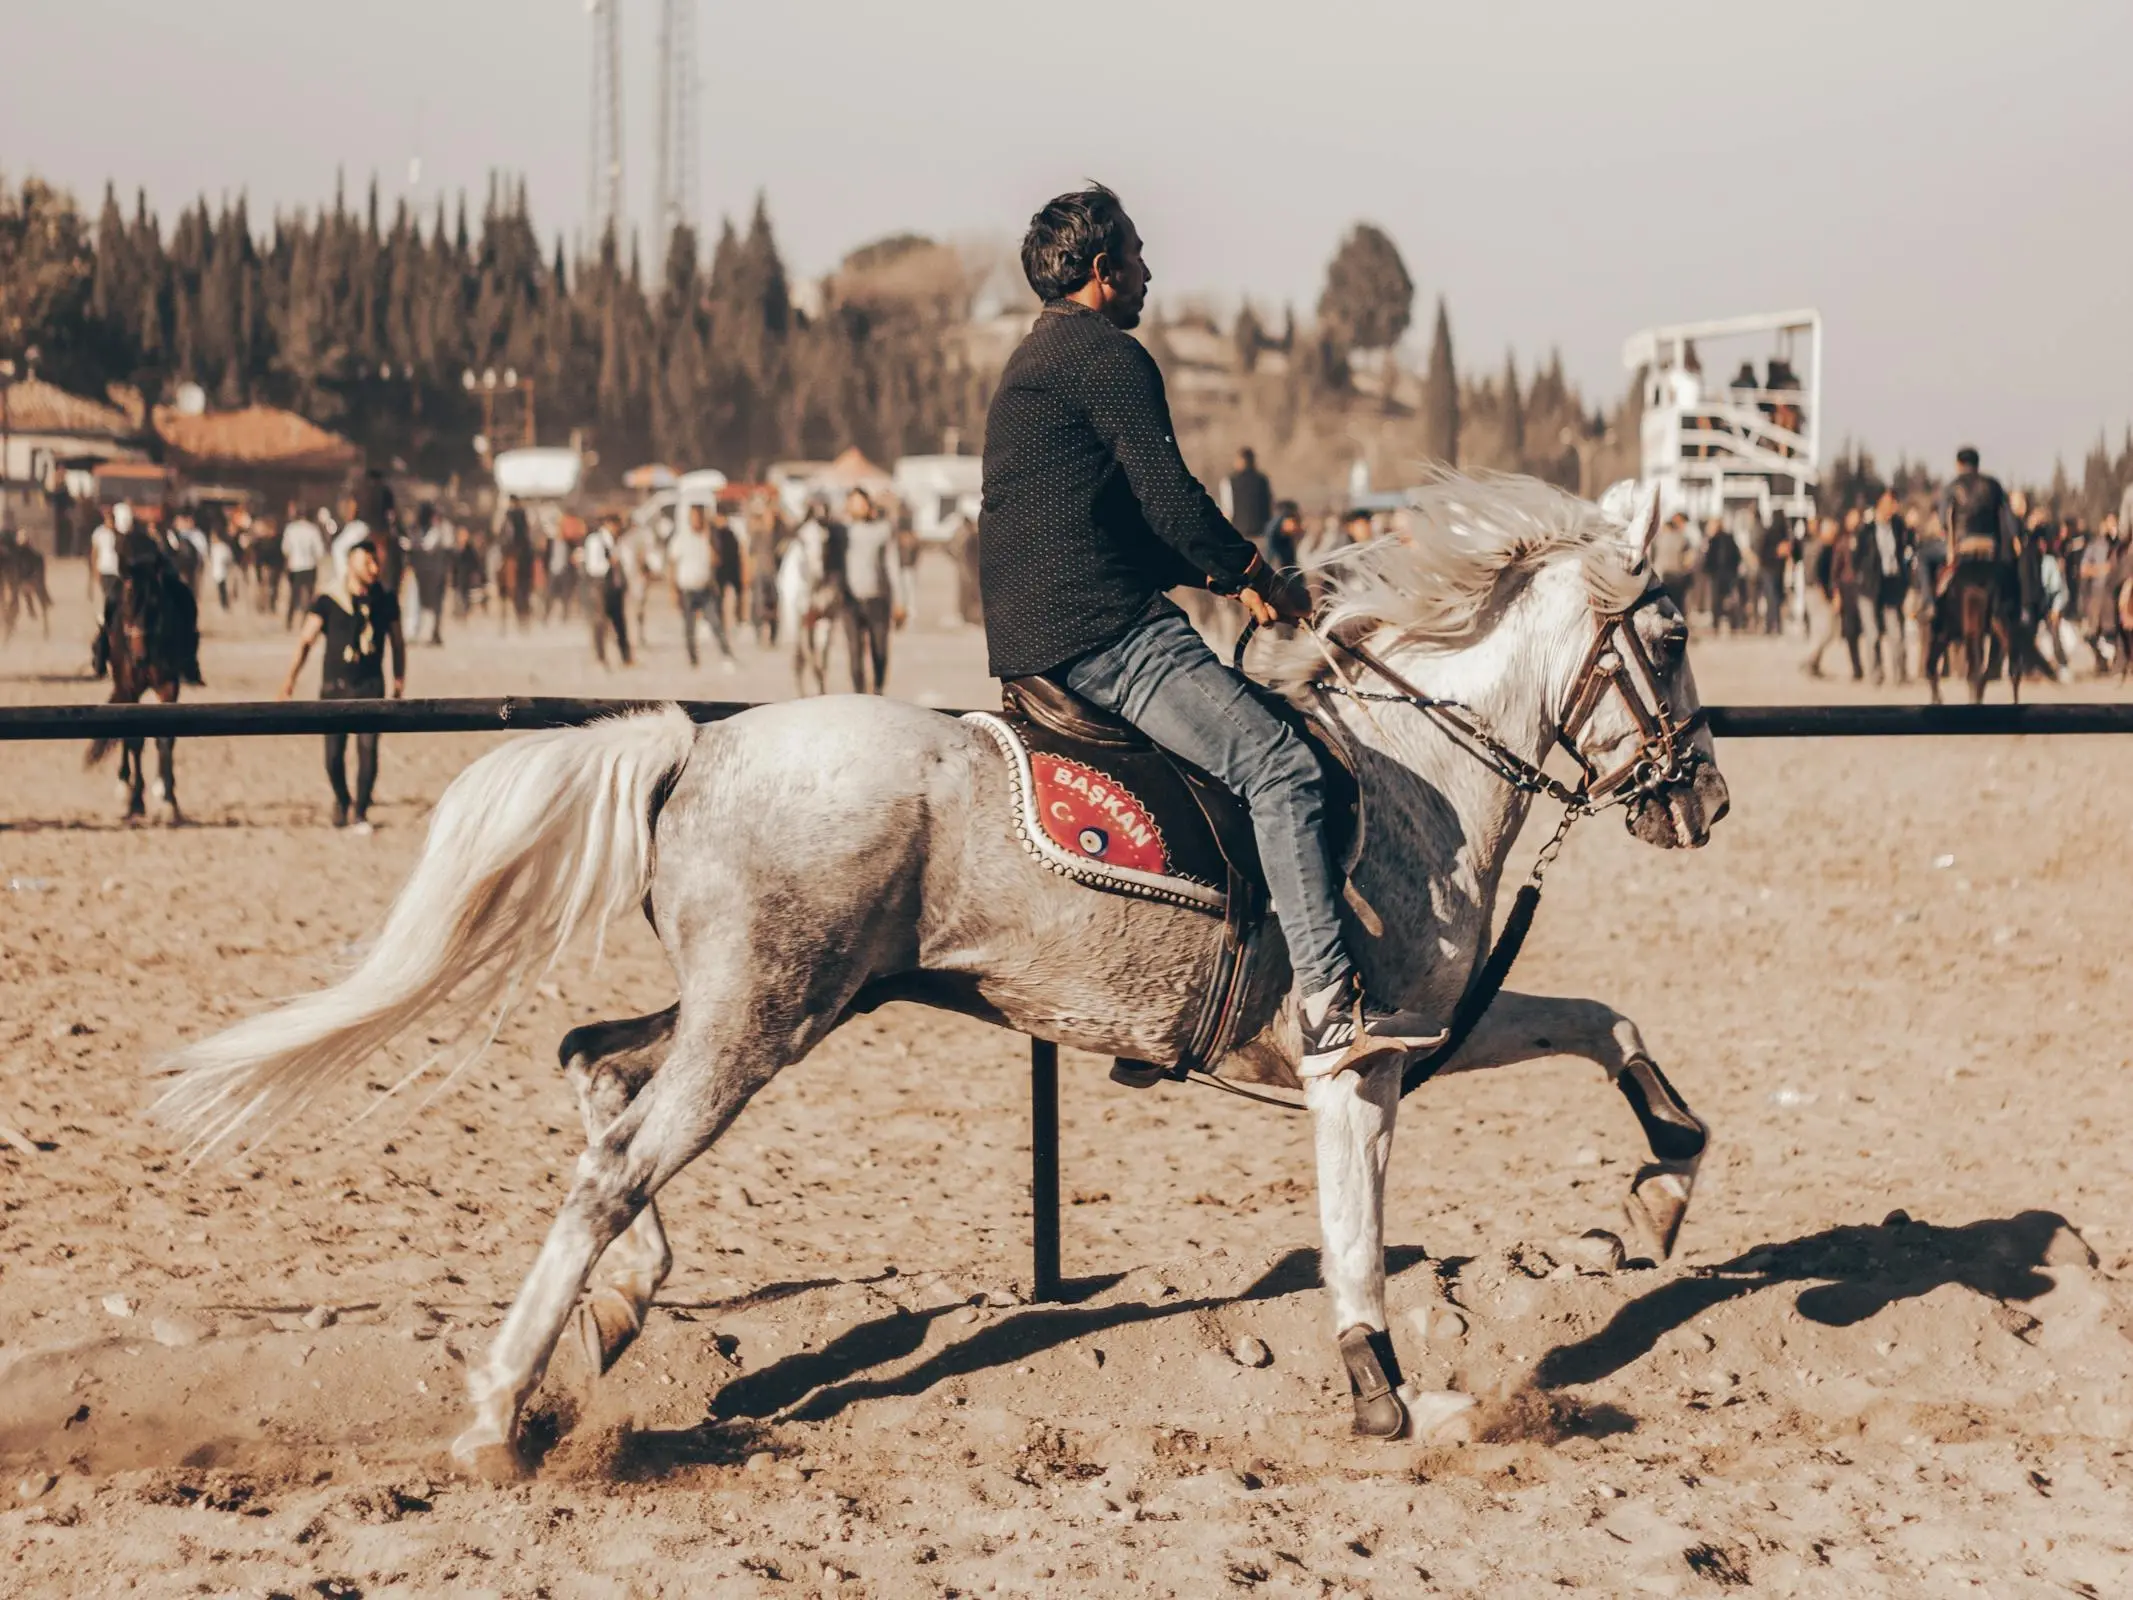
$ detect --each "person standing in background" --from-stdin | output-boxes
[746,502,783,646]
[671,502,735,671]
[89,502,123,601]
[1700,515,1742,631]
[1262,501,1303,572]
[409,502,451,646]
[1913,509,1949,604]
[841,487,899,693]
[581,513,634,667]
[1756,512,1790,634]
[2080,512,2121,671]
[948,510,983,627]
[1802,517,1845,677]
[1833,507,1866,678]
[713,509,745,641]
[279,536,405,835]
[1220,446,1274,543]
[208,522,235,611]
[282,504,324,627]
[1862,489,1912,683]
[891,524,921,629]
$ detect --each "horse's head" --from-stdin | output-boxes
[1551,489,1729,850]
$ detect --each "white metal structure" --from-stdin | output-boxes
[587,0,625,243]
[654,0,699,239]
[1621,309,1821,526]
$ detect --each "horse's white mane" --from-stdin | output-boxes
[1255,471,1649,693]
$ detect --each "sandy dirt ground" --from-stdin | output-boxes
[3,558,2132,1598]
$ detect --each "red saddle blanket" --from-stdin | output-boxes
[964,711,1239,914]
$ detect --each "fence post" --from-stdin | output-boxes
[1029,1038,1061,1302]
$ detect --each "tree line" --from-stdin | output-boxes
[0,172,989,485]
[28,172,2122,518]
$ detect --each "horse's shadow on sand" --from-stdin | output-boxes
[1533,1208,2077,1390]
[616,1211,2079,1476]
[613,1247,1429,1475]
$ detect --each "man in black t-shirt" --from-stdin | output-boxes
[279,537,406,833]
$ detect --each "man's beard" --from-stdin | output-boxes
[1109,295,1145,331]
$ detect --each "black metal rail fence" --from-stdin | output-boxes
[5,696,2133,741]
[6,692,2132,1301]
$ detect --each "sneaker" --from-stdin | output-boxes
[351,819,374,838]
[1298,975,1449,1081]
[330,800,349,829]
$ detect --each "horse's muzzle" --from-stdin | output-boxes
[1625,757,1729,850]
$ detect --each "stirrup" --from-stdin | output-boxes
[1110,1057,1186,1090]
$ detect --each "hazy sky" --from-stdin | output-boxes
[7,0,2129,479]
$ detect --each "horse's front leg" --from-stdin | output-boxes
[1309,1058,1412,1438]
[123,736,146,819]
[1432,991,1709,1262]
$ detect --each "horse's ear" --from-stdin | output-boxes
[1627,486,1662,572]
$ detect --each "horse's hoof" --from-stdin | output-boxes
[1624,1162,1696,1262]
[1400,1386,1480,1442]
[450,1427,528,1484]
[571,1287,645,1378]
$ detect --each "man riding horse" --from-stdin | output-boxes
[977,184,1444,1079]
[1940,446,2019,606]
[90,504,203,687]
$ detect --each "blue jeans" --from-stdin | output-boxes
[1064,606,1349,994]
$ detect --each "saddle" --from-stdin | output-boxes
[967,675,1355,1082]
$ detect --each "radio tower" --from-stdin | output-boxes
[654,0,699,243]
[587,0,625,244]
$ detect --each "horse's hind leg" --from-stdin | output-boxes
[1429,991,1709,1262]
[453,997,789,1480]
[557,1006,680,1376]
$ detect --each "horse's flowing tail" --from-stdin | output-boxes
[156,706,699,1156]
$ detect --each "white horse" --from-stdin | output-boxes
[158,474,1729,1477]
[774,520,840,695]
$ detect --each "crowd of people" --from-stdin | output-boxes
[1218,446,2133,689]
[67,469,967,830]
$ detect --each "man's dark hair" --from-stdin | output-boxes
[1956,446,1980,469]
[1021,183,1130,303]
[347,536,379,559]
[1238,446,1257,469]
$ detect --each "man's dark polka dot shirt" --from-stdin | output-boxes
[979,300,1258,680]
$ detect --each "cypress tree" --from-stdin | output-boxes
[1420,297,1458,465]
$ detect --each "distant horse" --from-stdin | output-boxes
[1925,561,2026,705]
[87,559,193,822]
[0,537,53,639]
[775,521,841,695]
[496,526,538,633]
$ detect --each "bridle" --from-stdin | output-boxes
[1248,579,1709,824]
